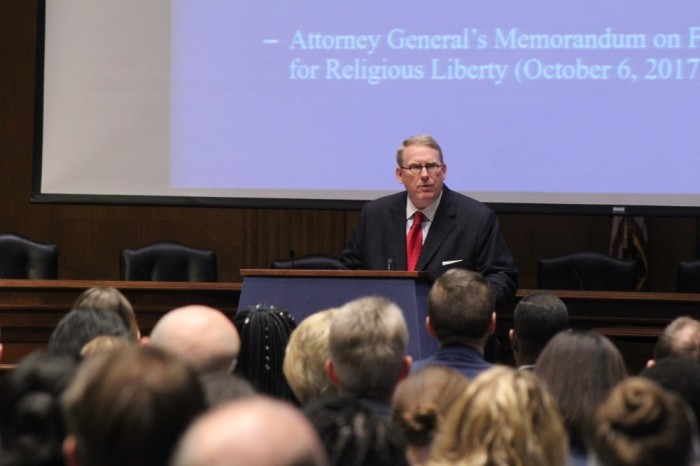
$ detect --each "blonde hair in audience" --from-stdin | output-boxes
[392,366,469,466]
[429,366,568,466]
[80,335,133,358]
[73,286,140,339]
[283,308,338,404]
[590,377,696,466]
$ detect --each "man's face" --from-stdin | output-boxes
[395,145,446,209]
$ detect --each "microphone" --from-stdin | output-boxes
[386,258,394,270]
[289,249,296,269]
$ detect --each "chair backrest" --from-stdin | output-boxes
[120,241,217,282]
[676,260,700,293]
[537,251,638,291]
[0,233,58,279]
[270,253,344,270]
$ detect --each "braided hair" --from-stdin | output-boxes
[233,304,298,402]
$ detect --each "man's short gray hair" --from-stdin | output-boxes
[329,296,408,401]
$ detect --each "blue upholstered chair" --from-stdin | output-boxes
[676,260,700,293]
[0,233,58,279]
[538,251,638,291]
[120,241,217,282]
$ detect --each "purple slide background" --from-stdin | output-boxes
[170,1,700,200]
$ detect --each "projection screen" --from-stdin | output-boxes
[33,0,700,214]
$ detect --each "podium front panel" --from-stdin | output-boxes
[239,274,437,359]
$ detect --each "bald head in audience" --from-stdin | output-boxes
[145,305,240,374]
[171,396,328,466]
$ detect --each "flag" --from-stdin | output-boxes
[610,216,648,291]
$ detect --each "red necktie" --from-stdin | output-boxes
[406,211,424,271]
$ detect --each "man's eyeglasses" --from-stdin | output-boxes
[399,162,443,175]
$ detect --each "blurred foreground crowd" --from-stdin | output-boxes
[2,269,699,466]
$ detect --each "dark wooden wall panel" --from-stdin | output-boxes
[646,216,697,290]
[500,214,613,290]
[0,1,696,293]
[242,209,349,270]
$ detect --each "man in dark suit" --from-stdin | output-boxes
[340,134,517,308]
[411,268,495,380]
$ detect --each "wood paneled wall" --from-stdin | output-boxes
[1,1,696,291]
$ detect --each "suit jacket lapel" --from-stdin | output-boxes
[388,193,408,270]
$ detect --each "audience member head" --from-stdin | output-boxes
[80,335,133,358]
[72,286,140,339]
[199,372,256,407]
[233,304,298,401]
[427,268,495,353]
[327,296,410,403]
[391,366,469,465]
[283,308,338,405]
[589,377,697,466]
[146,304,240,374]
[640,356,700,427]
[652,316,700,364]
[61,345,206,466]
[172,395,328,466]
[430,366,568,466]
[48,307,133,359]
[510,290,569,368]
[304,395,408,466]
[0,351,77,466]
[535,330,628,450]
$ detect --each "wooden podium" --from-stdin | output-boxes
[239,269,436,359]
